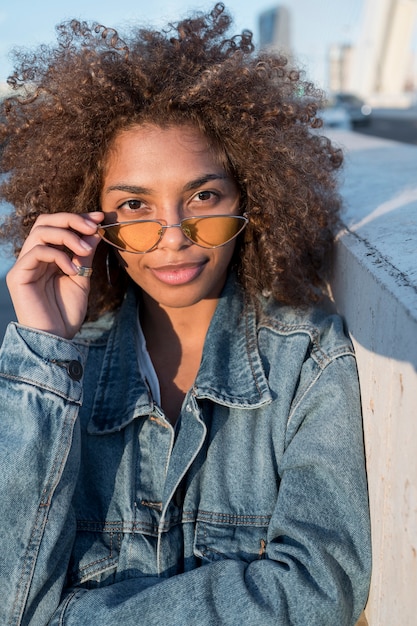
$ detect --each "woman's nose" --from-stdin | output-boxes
[157,208,192,250]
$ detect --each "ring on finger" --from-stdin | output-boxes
[74,264,93,278]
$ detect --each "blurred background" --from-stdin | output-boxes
[1,0,417,339]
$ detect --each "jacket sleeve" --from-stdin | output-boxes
[0,323,86,626]
[50,352,371,626]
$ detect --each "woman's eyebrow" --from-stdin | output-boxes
[104,175,228,195]
[104,184,153,195]
[183,174,228,192]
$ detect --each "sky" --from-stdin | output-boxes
[0,0,366,89]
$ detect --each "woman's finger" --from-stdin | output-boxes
[9,244,81,282]
[70,231,102,280]
[18,212,103,258]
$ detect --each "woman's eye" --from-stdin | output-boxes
[120,199,145,211]
[196,190,214,202]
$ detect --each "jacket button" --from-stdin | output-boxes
[67,360,83,381]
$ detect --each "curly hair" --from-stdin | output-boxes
[0,3,343,319]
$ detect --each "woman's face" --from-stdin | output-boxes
[100,124,241,311]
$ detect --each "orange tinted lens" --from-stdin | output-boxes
[100,222,162,252]
[182,216,246,247]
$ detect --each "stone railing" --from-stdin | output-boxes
[329,129,417,625]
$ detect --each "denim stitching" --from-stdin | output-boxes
[75,532,119,582]
[287,353,357,426]
[196,511,271,526]
[0,373,82,404]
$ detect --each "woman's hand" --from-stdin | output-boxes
[6,212,104,339]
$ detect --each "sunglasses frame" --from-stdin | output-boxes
[98,214,249,253]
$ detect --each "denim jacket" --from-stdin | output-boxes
[0,275,371,625]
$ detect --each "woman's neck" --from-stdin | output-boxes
[140,293,218,346]
[139,294,219,425]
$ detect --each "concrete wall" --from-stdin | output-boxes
[329,130,417,624]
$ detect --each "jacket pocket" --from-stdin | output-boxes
[194,513,271,564]
[67,527,121,587]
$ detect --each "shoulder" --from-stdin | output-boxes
[254,294,354,368]
[251,297,360,436]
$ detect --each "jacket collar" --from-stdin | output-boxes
[87,274,272,434]
[193,275,272,408]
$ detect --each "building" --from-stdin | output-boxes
[351,0,417,106]
[328,44,356,94]
[258,6,292,57]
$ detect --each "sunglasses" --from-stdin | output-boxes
[98,214,248,253]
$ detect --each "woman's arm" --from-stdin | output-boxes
[0,324,87,626]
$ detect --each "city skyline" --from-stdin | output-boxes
[0,0,364,89]
[1,1,416,101]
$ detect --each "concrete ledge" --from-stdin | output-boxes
[329,130,417,625]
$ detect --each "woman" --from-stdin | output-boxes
[0,4,371,624]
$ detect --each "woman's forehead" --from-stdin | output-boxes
[103,123,234,180]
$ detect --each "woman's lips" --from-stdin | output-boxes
[149,262,206,285]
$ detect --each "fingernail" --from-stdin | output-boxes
[79,239,93,251]
[84,218,98,228]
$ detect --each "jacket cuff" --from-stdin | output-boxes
[0,323,88,403]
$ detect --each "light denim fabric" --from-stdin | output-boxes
[0,274,371,625]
